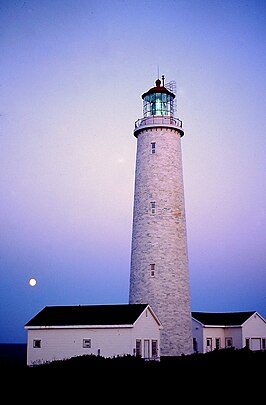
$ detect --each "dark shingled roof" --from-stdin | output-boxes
[25,304,149,327]
[192,311,256,326]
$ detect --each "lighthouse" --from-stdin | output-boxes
[129,77,193,356]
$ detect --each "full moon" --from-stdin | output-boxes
[29,278,37,287]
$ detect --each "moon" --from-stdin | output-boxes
[29,278,37,287]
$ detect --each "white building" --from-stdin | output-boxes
[129,77,193,356]
[192,311,266,353]
[24,303,162,366]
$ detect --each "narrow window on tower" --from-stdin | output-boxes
[150,263,155,277]
[150,201,156,214]
[151,142,156,154]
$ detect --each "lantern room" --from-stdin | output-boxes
[142,77,175,117]
[134,76,184,138]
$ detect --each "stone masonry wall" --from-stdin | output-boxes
[129,127,193,356]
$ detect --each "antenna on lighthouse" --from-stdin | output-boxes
[165,80,176,94]
[165,80,177,113]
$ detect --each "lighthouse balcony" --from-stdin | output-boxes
[134,115,184,137]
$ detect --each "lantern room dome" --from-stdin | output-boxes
[141,78,175,99]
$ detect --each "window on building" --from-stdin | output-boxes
[150,263,155,277]
[83,339,91,348]
[225,337,233,348]
[150,201,156,214]
[136,339,142,357]
[193,338,198,353]
[262,338,266,350]
[206,338,212,351]
[245,338,250,349]
[33,339,41,348]
[152,340,158,358]
[151,142,156,154]
[215,338,221,350]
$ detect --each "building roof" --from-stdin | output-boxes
[25,303,154,328]
[192,311,257,326]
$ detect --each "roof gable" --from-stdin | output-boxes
[192,311,256,326]
[25,303,151,328]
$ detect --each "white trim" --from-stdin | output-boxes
[133,305,162,328]
[25,324,134,330]
[192,318,204,327]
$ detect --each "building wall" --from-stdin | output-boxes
[201,327,243,353]
[26,327,133,366]
[192,313,266,353]
[132,307,161,358]
[26,309,161,365]
[242,313,266,350]
[129,127,193,356]
[192,320,203,353]
[202,327,225,352]
[224,327,243,349]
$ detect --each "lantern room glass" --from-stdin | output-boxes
[143,92,174,117]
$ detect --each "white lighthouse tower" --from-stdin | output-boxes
[129,76,193,356]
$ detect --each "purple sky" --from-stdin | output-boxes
[1,0,266,343]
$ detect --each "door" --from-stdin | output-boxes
[250,338,261,351]
[144,339,150,359]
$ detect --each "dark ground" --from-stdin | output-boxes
[1,344,265,398]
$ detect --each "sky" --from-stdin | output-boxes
[1,0,266,343]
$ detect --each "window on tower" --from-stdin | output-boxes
[150,201,156,214]
[151,142,156,154]
[150,263,155,276]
